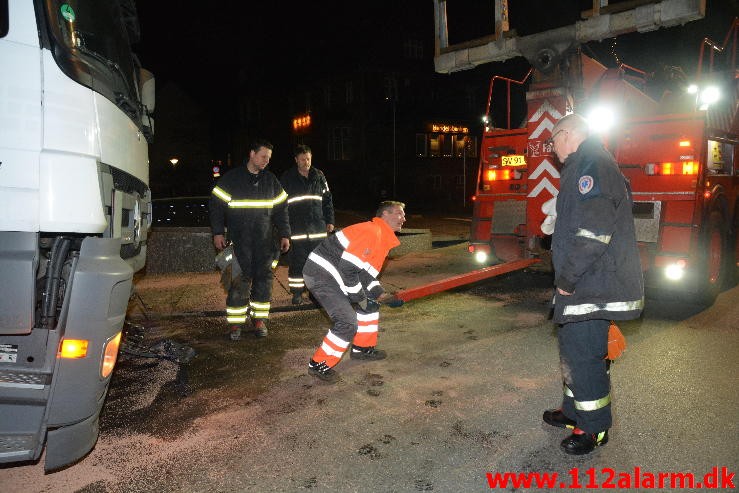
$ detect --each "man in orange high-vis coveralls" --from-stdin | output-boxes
[304,201,406,383]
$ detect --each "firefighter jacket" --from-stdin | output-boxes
[280,166,335,240]
[306,217,400,302]
[551,136,644,324]
[209,167,290,245]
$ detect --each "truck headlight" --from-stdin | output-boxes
[664,260,686,281]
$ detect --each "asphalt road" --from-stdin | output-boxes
[2,253,737,492]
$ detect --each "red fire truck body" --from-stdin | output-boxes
[469,24,738,304]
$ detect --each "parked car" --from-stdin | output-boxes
[152,196,211,227]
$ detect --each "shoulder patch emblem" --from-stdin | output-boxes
[578,175,594,195]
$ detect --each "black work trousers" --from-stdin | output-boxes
[288,238,322,293]
[558,318,612,433]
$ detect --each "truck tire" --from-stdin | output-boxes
[697,210,730,306]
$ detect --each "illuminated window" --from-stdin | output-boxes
[429,134,441,157]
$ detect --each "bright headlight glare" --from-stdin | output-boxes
[586,106,615,133]
[699,86,720,106]
[474,251,488,264]
[665,263,685,281]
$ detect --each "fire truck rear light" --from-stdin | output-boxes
[644,162,698,176]
[60,339,88,359]
[704,190,711,199]
[101,332,122,378]
[474,251,488,264]
[681,161,698,175]
[678,140,691,147]
[487,169,511,181]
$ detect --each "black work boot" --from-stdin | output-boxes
[560,428,609,455]
[291,291,303,305]
[543,408,576,429]
[350,345,387,361]
[229,325,242,341]
[308,359,338,383]
[253,319,268,338]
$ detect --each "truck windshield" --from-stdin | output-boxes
[42,0,140,122]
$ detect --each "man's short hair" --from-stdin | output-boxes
[294,144,312,157]
[376,200,405,217]
[552,113,590,137]
[250,138,274,153]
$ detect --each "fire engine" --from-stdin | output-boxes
[432,0,738,306]
[1,0,154,470]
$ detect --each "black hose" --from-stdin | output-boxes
[42,236,71,330]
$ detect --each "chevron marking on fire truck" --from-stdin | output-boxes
[528,159,560,180]
[528,100,563,123]
[529,117,556,139]
[527,177,559,198]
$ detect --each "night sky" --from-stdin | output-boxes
[134,0,737,153]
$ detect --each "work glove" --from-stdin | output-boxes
[357,297,380,312]
[378,293,404,308]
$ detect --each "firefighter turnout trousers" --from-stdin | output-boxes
[226,238,275,326]
[558,319,612,433]
[288,236,324,294]
[303,266,379,368]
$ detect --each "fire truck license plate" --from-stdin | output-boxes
[502,155,526,166]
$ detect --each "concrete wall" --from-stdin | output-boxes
[145,227,216,274]
[145,227,433,273]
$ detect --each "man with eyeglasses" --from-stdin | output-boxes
[542,114,644,455]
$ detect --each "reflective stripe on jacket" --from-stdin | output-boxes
[280,166,334,238]
[306,217,400,301]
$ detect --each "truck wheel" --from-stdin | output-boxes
[698,210,729,306]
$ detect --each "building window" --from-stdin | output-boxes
[441,135,453,157]
[346,81,353,105]
[415,134,427,157]
[431,175,442,190]
[328,126,352,161]
[416,134,478,159]
[324,85,332,108]
[455,175,464,187]
[403,39,424,60]
[429,133,441,157]
[384,76,398,101]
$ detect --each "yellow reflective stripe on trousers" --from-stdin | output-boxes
[287,195,322,203]
[564,384,611,411]
[575,228,612,244]
[563,298,644,316]
[227,306,249,315]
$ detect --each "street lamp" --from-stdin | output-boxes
[169,157,179,167]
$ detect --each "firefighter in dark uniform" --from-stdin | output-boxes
[544,114,644,454]
[280,145,335,305]
[210,139,290,340]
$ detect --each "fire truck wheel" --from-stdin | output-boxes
[697,210,730,306]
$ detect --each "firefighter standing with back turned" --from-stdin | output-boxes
[304,201,406,383]
[210,139,290,340]
[280,145,335,305]
[543,114,644,455]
